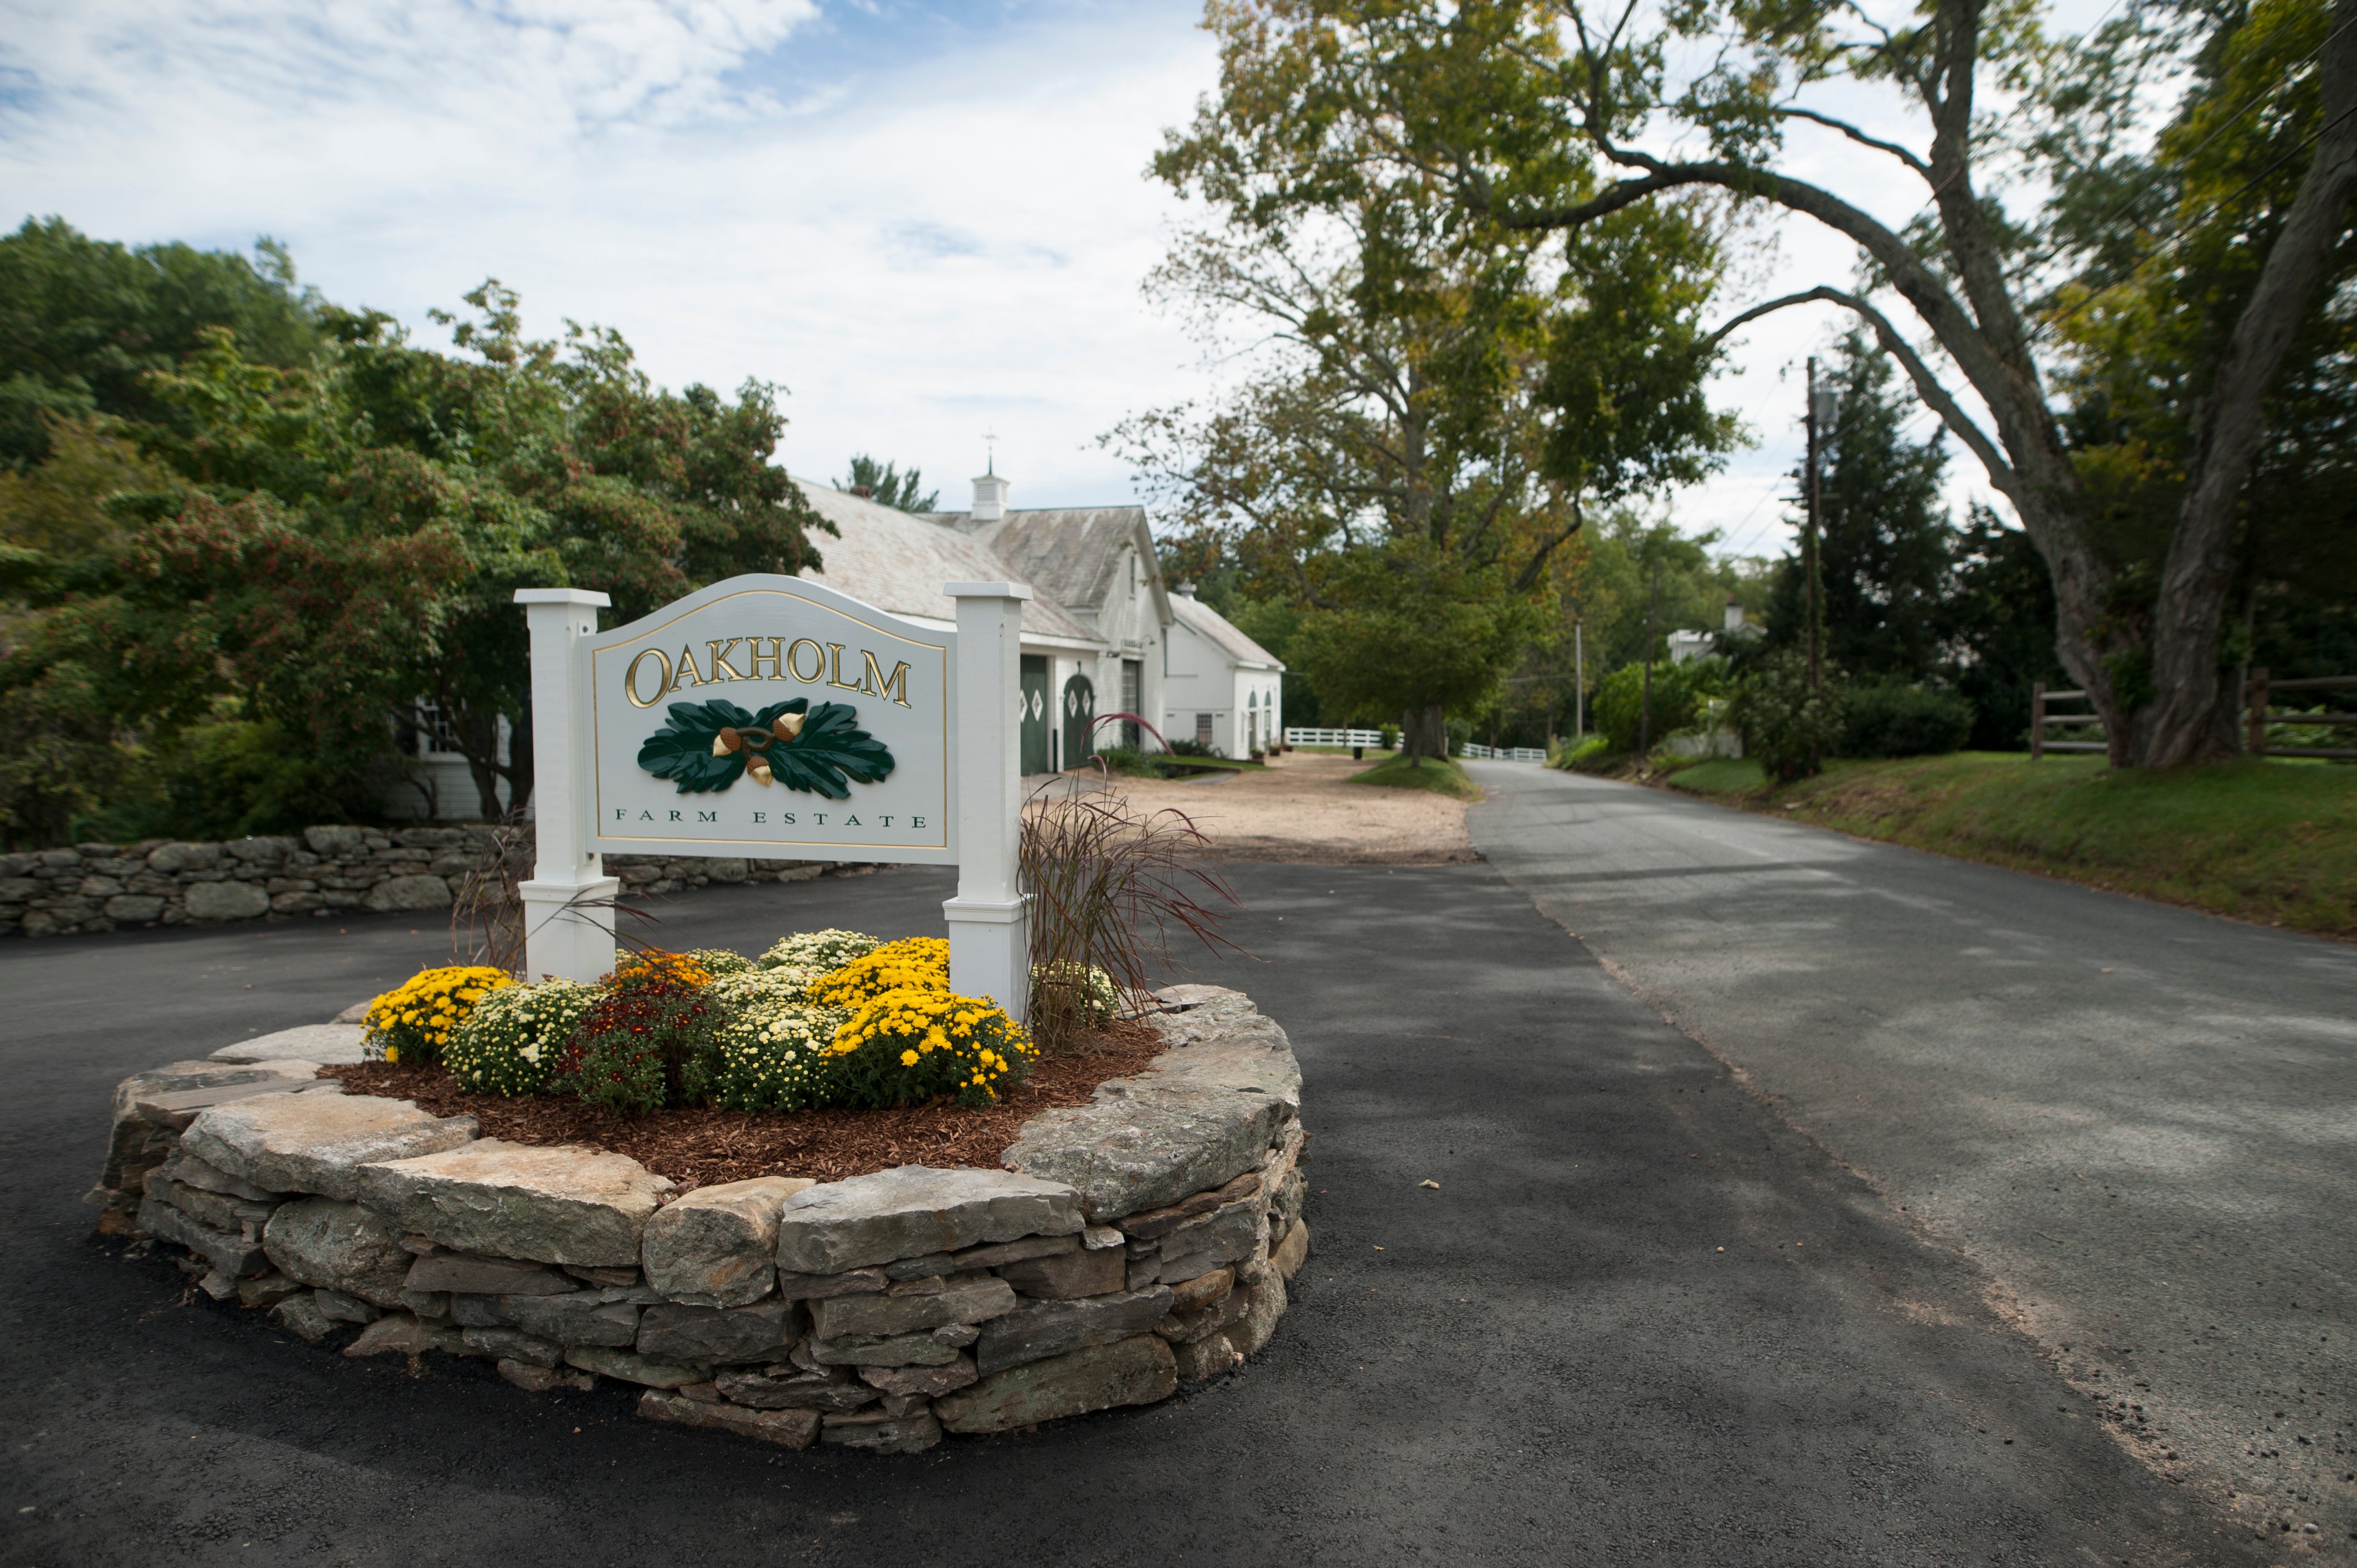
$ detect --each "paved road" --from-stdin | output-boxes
[1,864,2264,1566]
[1468,761,2357,1556]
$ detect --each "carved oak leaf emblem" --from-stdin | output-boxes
[637,698,894,799]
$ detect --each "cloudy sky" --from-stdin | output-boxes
[0,0,2041,559]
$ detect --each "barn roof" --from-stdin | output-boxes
[795,482,1100,645]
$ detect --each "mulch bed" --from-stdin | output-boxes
[322,1019,1166,1193]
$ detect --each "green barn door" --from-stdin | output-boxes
[1020,656,1050,775]
[1062,673,1097,767]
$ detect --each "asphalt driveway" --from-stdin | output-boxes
[0,862,2265,1566]
[1468,760,2357,1556]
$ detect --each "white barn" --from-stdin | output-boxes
[1161,584,1285,759]
[807,469,1172,773]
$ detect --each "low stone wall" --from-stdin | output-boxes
[94,985,1310,1453]
[2,824,837,939]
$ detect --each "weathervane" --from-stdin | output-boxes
[981,426,999,474]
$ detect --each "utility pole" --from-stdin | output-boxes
[1638,548,1661,757]
[1804,358,1836,771]
[1804,356,1823,699]
[1573,618,1584,741]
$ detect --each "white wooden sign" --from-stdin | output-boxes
[587,576,955,864]
[515,575,1034,1019]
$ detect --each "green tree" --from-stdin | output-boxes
[1115,1,1735,760]
[2052,0,2357,719]
[0,218,322,467]
[1939,504,2066,750]
[1235,0,2357,766]
[1761,329,1955,683]
[0,265,830,844]
[836,454,939,512]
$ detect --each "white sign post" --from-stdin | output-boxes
[515,575,1032,1024]
[514,588,622,983]
[941,582,1032,1023]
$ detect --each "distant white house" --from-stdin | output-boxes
[389,707,514,823]
[1669,596,1760,665]
[1161,584,1285,758]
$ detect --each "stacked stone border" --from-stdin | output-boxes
[3,823,851,939]
[94,984,1309,1454]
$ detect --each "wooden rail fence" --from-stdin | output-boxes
[2029,683,2105,758]
[2245,669,2357,761]
[2033,672,2356,760]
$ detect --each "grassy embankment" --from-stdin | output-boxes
[1664,751,2356,938]
[1352,752,1483,800]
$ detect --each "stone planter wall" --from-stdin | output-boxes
[93,985,1310,1454]
[2,824,840,939]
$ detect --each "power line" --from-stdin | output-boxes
[2033,99,2357,343]
[2046,13,2352,278]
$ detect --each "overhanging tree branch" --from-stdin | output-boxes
[1701,286,2021,501]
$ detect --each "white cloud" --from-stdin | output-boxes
[0,0,2099,543]
[0,0,1214,508]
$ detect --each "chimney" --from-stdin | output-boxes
[850,484,873,499]
[1725,596,1744,633]
[971,467,1009,523]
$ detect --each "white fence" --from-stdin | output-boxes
[1285,728,1386,747]
[1284,728,1547,761]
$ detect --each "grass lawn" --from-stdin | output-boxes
[1352,752,1483,800]
[1665,750,2356,940]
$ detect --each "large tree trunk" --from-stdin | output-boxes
[1533,0,2354,773]
[1402,705,1448,765]
[2134,0,2357,767]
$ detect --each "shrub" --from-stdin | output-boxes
[1593,661,1712,753]
[556,951,723,1115]
[805,937,951,1012]
[1032,961,1121,1027]
[443,978,599,1096]
[1840,683,1974,759]
[1020,787,1242,1051]
[822,988,1035,1109]
[364,965,514,1066]
[1552,734,1614,771]
[709,974,846,1111]
[759,928,879,974]
[1089,745,1166,777]
[1168,737,1222,759]
[1378,724,1399,750]
[1731,651,1849,780]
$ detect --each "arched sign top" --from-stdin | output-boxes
[584,574,956,864]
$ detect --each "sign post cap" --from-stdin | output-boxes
[943,581,1033,601]
[514,587,613,607]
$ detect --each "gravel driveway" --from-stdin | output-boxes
[1072,751,1476,863]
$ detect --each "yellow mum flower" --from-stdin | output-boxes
[899,1048,919,1066]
